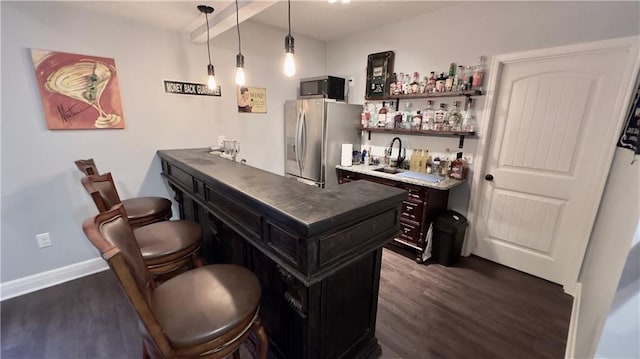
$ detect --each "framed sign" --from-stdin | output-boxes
[237,86,266,113]
[365,51,394,100]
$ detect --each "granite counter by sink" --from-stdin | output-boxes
[336,164,465,190]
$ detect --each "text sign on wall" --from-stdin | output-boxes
[163,80,221,97]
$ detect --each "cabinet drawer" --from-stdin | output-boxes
[339,171,361,183]
[401,200,424,222]
[404,183,425,203]
[398,219,420,245]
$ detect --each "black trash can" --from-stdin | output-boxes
[432,210,468,266]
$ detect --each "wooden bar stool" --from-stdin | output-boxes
[83,204,269,359]
[75,159,171,228]
[81,173,204,277]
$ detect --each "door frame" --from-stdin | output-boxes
[465,36,640,295]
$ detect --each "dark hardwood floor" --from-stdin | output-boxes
[1,250,572,359]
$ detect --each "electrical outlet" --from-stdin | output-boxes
[464,154,474,165]
[36,232,52,248]
[217,135,226,147]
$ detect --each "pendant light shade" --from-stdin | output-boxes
[207,63,216,89]
[234,0,245,86]
[198,5,217,90]
[283,0,296,77]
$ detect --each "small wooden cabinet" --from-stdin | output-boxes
[337,169,449,262]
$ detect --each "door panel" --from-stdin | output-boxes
[298,99,324,184]
[474,43,636,285]
[285,100,300,177]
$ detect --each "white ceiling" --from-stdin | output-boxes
[58,1,458,42]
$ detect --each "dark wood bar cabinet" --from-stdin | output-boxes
[157,149,406,359]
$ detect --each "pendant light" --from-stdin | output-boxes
[283,0,296,77]
[234,0,245,86]
[197,5,217,90]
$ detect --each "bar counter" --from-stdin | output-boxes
[157,148,406,359]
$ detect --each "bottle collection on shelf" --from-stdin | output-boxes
[403,149,469,180]
[361,97,477,133]
[389,56,485,96]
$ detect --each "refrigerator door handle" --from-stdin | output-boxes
[300,110,307,170]
[295,108,302,171]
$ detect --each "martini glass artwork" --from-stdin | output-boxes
[45,60,121,128]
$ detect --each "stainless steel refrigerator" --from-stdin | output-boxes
[285,99,361,188]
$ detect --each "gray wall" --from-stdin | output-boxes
[0,1,326,282]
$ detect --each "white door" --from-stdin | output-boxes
[470,37,639,291]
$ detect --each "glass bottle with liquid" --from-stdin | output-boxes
[461,97,477,132]
[434,103,447,131]
[377,101,387,128]
[422,100,435,131]
[445,63,455,92]
[472,56,486,91]
[447,101,462,131]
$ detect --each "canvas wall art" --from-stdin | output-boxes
[31,49,125,129]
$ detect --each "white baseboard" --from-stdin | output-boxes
[0,257,108,301]
[564,282,583,359]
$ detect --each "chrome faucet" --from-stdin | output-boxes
[389,137,405,168]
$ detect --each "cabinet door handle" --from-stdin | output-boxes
[485,174,494,181]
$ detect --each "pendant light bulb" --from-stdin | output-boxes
[207,63,217,90]
[235,53,245,86]
[283,52,296,77]
[283,34,296,77]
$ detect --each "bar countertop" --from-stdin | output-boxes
[157,148,407,237]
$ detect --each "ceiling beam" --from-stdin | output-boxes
[188,0,278,43]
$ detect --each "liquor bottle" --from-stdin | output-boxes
[472,56,486,91]
[412,110,422,130]
[463,66,473,90]
[386,104,395,129]
[377,101,387,128]
[389,73,397,96]
[403,102,413,129]
[394,110,403,129]
[435,73,446,92]
[445,63,455,92]
[361,103,370,128]
[426,72,436,93]
[461,97,477,132]
[422,100,435,130]
[413,149,422,172]
[420,76,428,94]
[402,73,411,95]
[454,65,464,91]
[449,152,468,180]
[447,101,462,131]
[434,103,447,131]
[396,72,403,95]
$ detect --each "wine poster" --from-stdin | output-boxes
[31,49,125,130]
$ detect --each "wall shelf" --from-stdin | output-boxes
[388,89,482,100]
[361,127,476,148]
